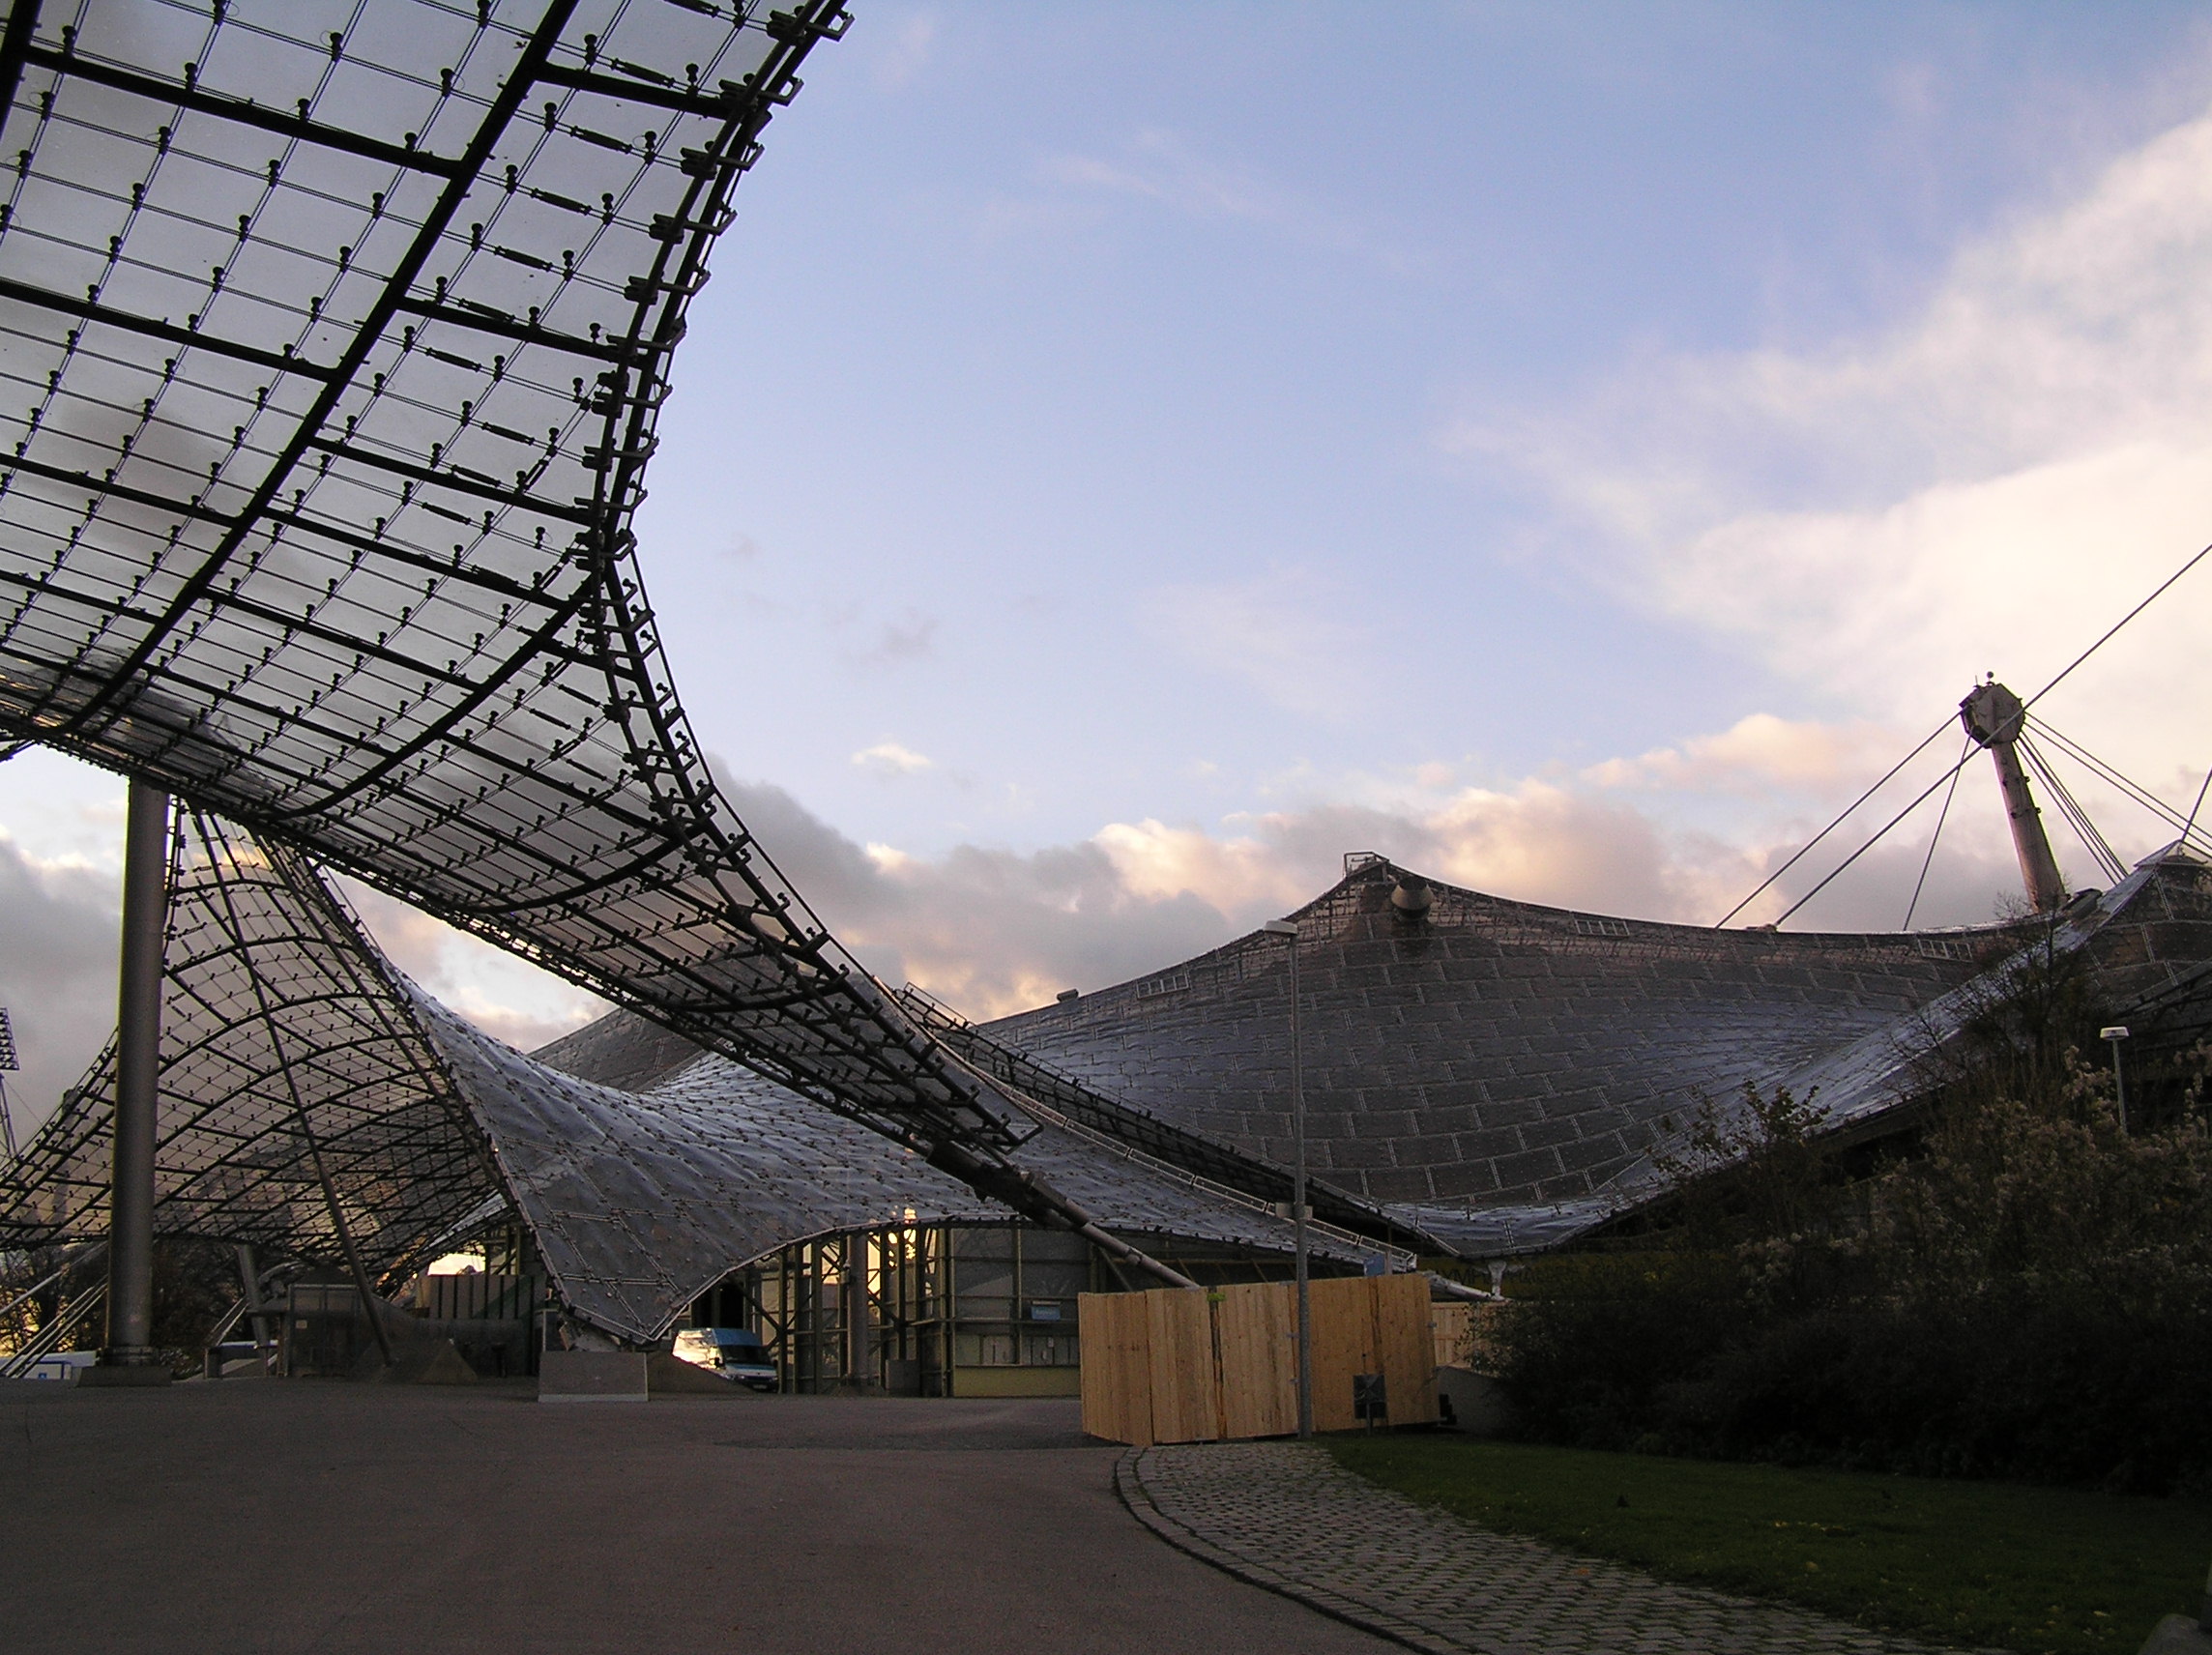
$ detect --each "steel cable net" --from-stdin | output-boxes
[419,989,1373,1342]
[0,806,495,1282]
[0,806,1378,1341]
[0,1,1043,1174]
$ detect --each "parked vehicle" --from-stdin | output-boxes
[671,1327,778,1391]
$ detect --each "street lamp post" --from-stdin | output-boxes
[2101,1025,2131,1132]
[1262,917,1311,1439]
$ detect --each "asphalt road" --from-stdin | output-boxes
[0,1379,1396,1654]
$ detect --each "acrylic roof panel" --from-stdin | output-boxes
[441,1008,1363,1344]
[979,856,2212,1252]
[889,983,1444,1257]
[0,3,1082,1192]
[983,862,2012,1217]
[0,806,495,1278]
[531,996,714,1092]
[0,805,1358,1341]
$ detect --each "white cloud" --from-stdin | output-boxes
[866,10,940,89]
[848,611,938,668]
[1584,713,1906,797]
[1449,101,2212,807]
[0,833,122,1141]
[1096,782,1761,930]
[1042,129,1308,231]
[714,762,2027,1023]
[851,740,935,776]
[1033,129,1429,274]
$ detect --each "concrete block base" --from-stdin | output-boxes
[646,1353,741,1394]
[538,1349,648,1403]
[367,1337,479,1386]
[75,1363,173,1387]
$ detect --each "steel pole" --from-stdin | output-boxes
[105,779,169,1365]
[1959,682,2065,914]
[1291,931,1311,1440]
[845,1235,868,1389]
[235,1243,273,1362]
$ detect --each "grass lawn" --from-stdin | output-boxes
[1324,1433,2212,1655]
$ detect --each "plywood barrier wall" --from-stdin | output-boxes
[1214,1282,1297,1440]
[1078,1292,1153,1447]
[1145,1286,1218,1445]
[1078,1274,1440,1446]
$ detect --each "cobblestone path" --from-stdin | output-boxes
[1118,1441,1968,1655]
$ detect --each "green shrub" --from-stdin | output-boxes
[1493,936,2212,1491]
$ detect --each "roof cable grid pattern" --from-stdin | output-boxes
[0,802,1365,1345]
[893,983,1446,1258]
[985,866,2002,1213]
[0,2,1063,1176]
[0,804,496,1284]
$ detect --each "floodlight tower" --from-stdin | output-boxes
[1960,680,2067,913]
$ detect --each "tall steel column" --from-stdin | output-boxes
[104,780,169,1366]
[843,1235,870,1389]
[1960,681,2066,913]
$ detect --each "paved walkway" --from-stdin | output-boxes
[0,1382,1396,1655]
[1120,1441,1964,1655]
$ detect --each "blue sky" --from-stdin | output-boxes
[645,2,2198,836]
[8,3,2212,1120]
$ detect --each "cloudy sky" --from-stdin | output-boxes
[8,2,2212,1133]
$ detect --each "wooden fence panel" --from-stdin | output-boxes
[1375,1272,1439,1426]
[1078,1292,1152,1446]
[1145,1289,1219,1444]
[1304,1276,1378,1434]
[1432,1301,1473,1369]
[1214,1282,1297,1439]
[1079,1276,1441,1444]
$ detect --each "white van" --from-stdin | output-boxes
[671,1327,778,1391]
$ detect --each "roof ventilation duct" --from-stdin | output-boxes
[1390,874,1433,918]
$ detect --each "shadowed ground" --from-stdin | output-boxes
[0,1380,1392,1654]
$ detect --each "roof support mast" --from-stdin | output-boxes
[1960,680,2066,913]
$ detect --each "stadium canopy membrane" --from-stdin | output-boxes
[0,0,1135,1236]
[982,852,2212,1254]
[0,808,1424,1346]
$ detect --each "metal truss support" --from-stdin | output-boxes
[197,840,400,1369]
[102,779,167,1366]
